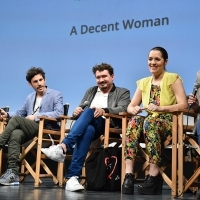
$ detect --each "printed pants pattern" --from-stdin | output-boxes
[124,114,172,164]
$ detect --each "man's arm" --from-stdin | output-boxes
[106,88,131,115]
[71,87,96,118]
[8,100,28,118]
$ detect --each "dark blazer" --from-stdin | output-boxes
[78,84,130,128]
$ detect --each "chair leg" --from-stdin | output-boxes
[0,149,3,176]
[57,162,64,187]
[20,147,26,181]
[40,159,59,184]
[34,120,45,187]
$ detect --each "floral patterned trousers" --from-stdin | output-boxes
[124,114,172,164]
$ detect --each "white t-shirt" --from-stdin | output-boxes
[90,88,108,108]
[33,97,42,114]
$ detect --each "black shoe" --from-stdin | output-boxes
[197,189,200,199]
[138,174,163,195]
[122,173,134,195]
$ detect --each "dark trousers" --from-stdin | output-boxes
[0,116,39,174]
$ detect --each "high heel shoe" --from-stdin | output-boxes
[138,173,163,195]
[122,173,134,195]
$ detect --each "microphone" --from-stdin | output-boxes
[189,82,200,109]
[72,101,89,120]
[81,101,89,109]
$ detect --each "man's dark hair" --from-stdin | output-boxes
[26,67,45,83]
[92,63,114,75]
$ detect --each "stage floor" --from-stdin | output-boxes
[0,176,198,200]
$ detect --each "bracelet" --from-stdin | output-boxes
[102,108,109,113]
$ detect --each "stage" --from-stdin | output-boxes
[0,176,197,200]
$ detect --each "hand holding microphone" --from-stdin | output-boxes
[188,82,200,110]
[72,101,89,120]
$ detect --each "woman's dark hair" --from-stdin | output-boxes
[150,46,168,61]
[92,63,114,75]
[26,67,45,83]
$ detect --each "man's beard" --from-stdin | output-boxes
[99,82,107,89]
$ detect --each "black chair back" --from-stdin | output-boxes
[1,106,9,112]
[64,103,69,116]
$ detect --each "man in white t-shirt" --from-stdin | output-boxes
[41,63,130,191]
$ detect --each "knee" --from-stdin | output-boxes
[9,130,24,143]
[76,108,95,122]
[82,108,94,116]
[9,116,22,124]
[143,118,152,131]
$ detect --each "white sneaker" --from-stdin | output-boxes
[65,176,84,191]
[40,144,65,162]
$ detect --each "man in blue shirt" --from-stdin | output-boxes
[0,67,63,185]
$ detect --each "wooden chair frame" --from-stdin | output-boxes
[176,108,200,196]
[0,119,8,175]
[119,111,179,196]
[20,115,71,187]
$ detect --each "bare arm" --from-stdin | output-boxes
[127,88,143,115]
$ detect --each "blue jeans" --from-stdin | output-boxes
[196,117,200,145]
[62,108,105,178]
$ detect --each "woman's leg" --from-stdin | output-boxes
[138,114,172,195]
[124,116,145,173]
[122,115,144,194]
[143,114,172,174]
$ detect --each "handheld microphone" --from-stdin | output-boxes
[189,82,200,109]
[72,101,89,120]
